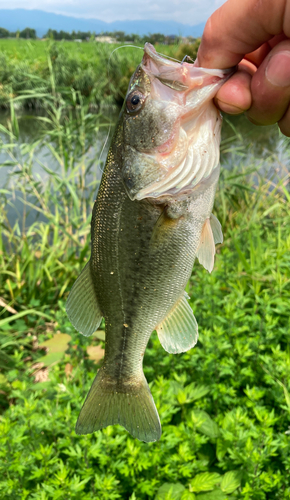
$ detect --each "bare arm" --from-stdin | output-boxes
[197,0,290,136]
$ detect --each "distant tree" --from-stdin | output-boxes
[40,28,186,45]
[73,31,90,40]
[59,30,72,40]
[44,29,74,40]
[124,33,142,43]
[187,36,197,43]
[19,27,36,39]
[132,34,142,43]
[44,29,53,39]
[0,27,10,38]
[164,34,179,45]
[114,31,126,42]
[44,29,54,40]
[146,33,166,44]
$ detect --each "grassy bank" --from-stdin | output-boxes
[0,39,200,109]
[0,100,290,499]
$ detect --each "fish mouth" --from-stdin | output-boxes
[142,43,234,94]
[140,42,235,156]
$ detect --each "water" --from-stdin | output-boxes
[0,108,115,228]
[221,115,290,187]
[0,108,115,185]
[0,109,289,229]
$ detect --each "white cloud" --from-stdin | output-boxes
[0,0,227,25]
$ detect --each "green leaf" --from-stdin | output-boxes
[196,489,227,500]
[30,381,52,392]
[92,330,106,341]
[188,384,210,401]
[220,471,242,494]
[0,309,53,327]
[181,492,196,500]
[191,410,220,439]
[39,333,71,353]
[216,439,229,461]
[155,483,185,500]
[0,373,9,387]
[190,473,221,493]
[37,333,71,366]
[37,351,64,366]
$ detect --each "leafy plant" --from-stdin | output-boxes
[0,80,290,498]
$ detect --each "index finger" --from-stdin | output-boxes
[197,0,289,69]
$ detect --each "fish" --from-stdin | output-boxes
[66,43,232,443]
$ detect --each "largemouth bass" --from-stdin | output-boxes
[67,43,231,442]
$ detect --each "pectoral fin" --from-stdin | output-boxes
[150,208,179,251]
[156,293,198,354]
[66,260,102,337]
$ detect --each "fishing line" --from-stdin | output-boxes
[155,51,182,63]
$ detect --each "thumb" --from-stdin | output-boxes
[246,40,290,131]
[197,0,286,69]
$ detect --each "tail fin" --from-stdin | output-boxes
[75,368,161,443]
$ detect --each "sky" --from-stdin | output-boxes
[0,0,226,25]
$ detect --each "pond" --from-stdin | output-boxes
[0,107,289,229]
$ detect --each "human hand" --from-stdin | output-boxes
[197,0,290,136]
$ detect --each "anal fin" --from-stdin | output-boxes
[156,293,198,354]
[66,260,102,337]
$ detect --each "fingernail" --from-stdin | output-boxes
[266,51,290,87]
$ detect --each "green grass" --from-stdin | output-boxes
[0,39,200,109]
[0,97,290,499]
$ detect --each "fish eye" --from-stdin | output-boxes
[131,95,140,106]
[126,90,145,113]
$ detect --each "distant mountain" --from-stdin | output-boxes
[0,9,205,38]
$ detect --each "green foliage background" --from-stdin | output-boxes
[0,39,200,109]
[0,40,290,500]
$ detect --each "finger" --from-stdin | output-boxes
[241,35,288,67]
[245,43,271,67]
[268,33,289,49]
[278,105,290,137]
[214,62,255,115]
[197,0,287,69]
[246,40,290,126]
